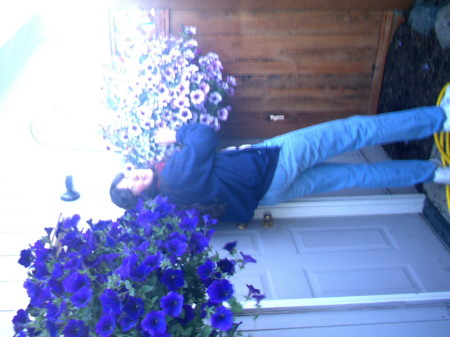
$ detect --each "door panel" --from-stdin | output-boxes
[211,214,450,301]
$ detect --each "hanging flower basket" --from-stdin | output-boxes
[100,26,237,168]
[13,197,264,337]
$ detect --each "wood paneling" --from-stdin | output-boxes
[166,9,401,137]
[131,0,412,11]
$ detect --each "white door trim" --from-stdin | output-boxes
[254,193,426,219]
[242,291,450,313]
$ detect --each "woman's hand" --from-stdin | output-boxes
[154,128,177,146]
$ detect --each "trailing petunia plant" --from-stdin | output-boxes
[100,25,237,168]
[13,196,264,337]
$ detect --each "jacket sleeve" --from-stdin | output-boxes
[175,123,219,164]
[162,124,218,183]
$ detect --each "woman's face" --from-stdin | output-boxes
[117,169,154,196]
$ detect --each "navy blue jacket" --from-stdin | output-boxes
[159,124,280,222]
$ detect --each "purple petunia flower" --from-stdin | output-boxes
[197,259,215,281]
[95,314,116,337]
[253,294,266,305]
[184,26,197,35]
[100,289,122,315]
[160,291,184,317]
[211,305,234,331]
[161,269,184,291]
[240,251,257,264]
[18,249,33,268]
[208,92,222,105]
[190,72,202,84]
[200,81,210,94]
[207,279,234,304]
[63,319,89,337]
[190,89,205,105]
[246,284,261,297]
[177,108,192,122]
[141,311,167,335]
[217,107,229,121]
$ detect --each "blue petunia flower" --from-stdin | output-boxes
[141,311,167,335]
[161,269,184,291]
[207,279,234,304]
[179,215,199,231]
[95,314,116,337]
[100,289,122,315]
[211,305,233,331]
[197,259,215,281]
[217,258,236,276]
[123,296,144,320]
[62,272,91,293]
[12,309,29,331]
[223,241,237,253]
[178,304,195,326]
[64,253,82,270]
[51,262,64,278]
[59,231,83,252]
[190,233,209,254]
[46,301,65,322]
[47,320,58,337]
[160,291,184,317]
[24,279,52,308]
[18,249,33,268]
[63,319,89,337]
[166,237,188,257]
[118,313,138,332]
[71,286,93,308]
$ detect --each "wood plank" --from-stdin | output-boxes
[170,10,384,36]
[234,74,373,88]
[196,35,379,51]
[234,86,370,100]
[223,61,374,76]
[208,47,378,64]
[229,96,369,113]
[130,0,412,11]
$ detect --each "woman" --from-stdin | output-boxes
[110,88,450,222]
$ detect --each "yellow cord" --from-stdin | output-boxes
[434,82,450,211]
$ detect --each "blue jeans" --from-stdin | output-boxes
[256,106,445,206]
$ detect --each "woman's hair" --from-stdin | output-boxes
[109,170,159,210]
[110,170,226,218]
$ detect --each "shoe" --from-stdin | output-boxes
[433,166,450,185]
[440,84,450,131]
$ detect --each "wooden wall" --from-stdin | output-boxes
[129,0,411,138]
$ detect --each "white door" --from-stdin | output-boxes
[210,213,450,301]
